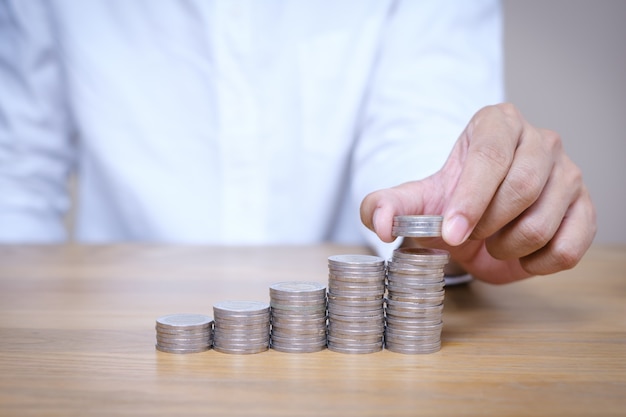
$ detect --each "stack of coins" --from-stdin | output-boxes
[269,281,328,353]
[385,247,449,354]
[326,254,386,354]
[155,313,213,354]
[212,301,271,354]
[392,215,443,238]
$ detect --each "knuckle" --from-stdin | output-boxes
[568,162,584,189]
[517,220,552,249]
[551,240,582,271]
[496,102,522,121]
[505,163,544,206]
[475,103,523,131]
[474,143,512,171]
[541,128,563,151]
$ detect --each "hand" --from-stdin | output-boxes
[360,103,597,284]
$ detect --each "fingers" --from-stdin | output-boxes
[471,127,558,241]
[359,102,597,282]
[519,185,596,275]
[485,152,578,260]
[360,178,441,243]
[441,104,522,246]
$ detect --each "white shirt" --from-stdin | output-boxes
[0,0,503,257]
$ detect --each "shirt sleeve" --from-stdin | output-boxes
[0,0,74,242]
[351,0,505,256]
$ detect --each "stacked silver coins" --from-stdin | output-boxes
[269,281,328,353]
[392,215,443,238]
[385,247,449,354]
[212,301,271,354]
[155,313,213,354]
[327,254,386,354]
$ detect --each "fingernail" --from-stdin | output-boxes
[444,214,471,246]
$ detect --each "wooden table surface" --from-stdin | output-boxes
[0,244,624,416]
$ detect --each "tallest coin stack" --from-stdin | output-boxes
[385,215,450,354]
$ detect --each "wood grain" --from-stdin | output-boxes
[0,244,624,416]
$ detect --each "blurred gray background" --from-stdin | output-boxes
[503,0,626,244]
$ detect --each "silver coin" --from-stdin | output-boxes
[156,313,213,330]
[327,331,384,343]
[392,215,443,237]
[155,326,213,336]
[387,261,446,271]
[156,340,211,350]
[270,281,326,293]
[327,326,384,337]
[271,314,327,324]
[385,342,441,354]
[213,331,270,341]
[272,309,326,318]
[270,341,327,350]
[386,295,445,308]
[328,282,385,298]
[386,316,442,326]
[270,343,326,353]
[271,316,327,325]
[328,281,386,290]
[269,294,327,304]
[213,300,270,314]
[213,344,269,355]
[387,292,443,303]
[328,305,385,316]
[270,330,328,341]
[212,315,271,326]
[393,215,443,223]
[393,247,450,260]
[271,326,327,337]
[386,279,445,288]
[391,229,441,238]
[327,342,383,354]
[392,220,442,227]
[328,254,385,266]
[270,297,327,307]
[328,318,384,328]
[328,275,386,285]
[328,300,384,310]
[384,333,441,343]
[213,316,270,327]
[155,344,209,354]
[328,316,385,327]
[156,334,212,343]
[328,317,385,327]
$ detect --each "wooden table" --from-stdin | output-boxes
[0,244,624,416]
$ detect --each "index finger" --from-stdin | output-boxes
[442,104,522,246]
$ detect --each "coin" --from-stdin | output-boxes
[154,313,214,354]
[384,245,449,354]
[391,215,443,238]
[269,280,328,353]
[156,313,213,330]
[212,301,271,355]
[326,254,386,354]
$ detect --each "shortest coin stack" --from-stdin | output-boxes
[269,281,328,353]
[392,215,443,238]
[385,247,449,354]
[213,300,271,354]
[155,313,214,354]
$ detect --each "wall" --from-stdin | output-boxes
[503,0,626,244]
